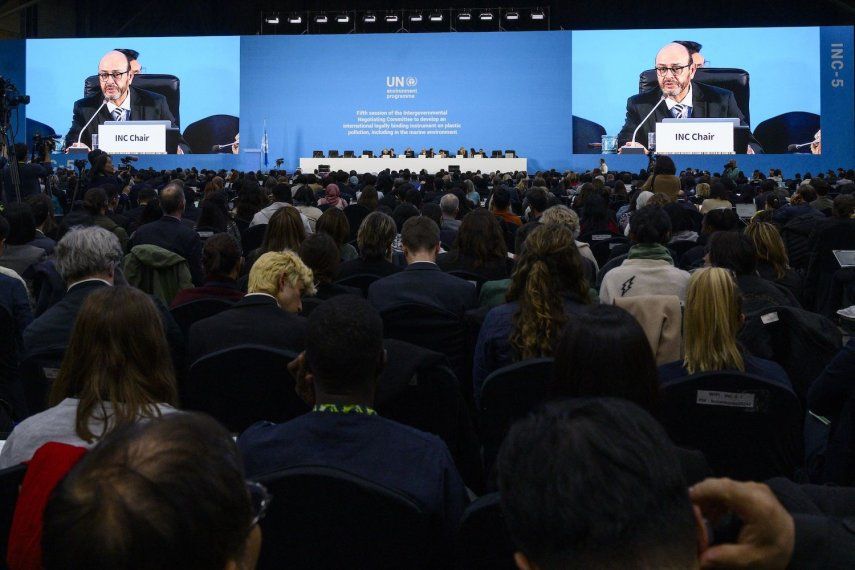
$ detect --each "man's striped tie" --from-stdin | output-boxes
[113,108,125,121]
[672,104,686,119]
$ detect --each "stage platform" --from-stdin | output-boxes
[298,156,528,175]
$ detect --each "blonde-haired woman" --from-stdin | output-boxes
[657,267,791,390]
[744,220,803,300]
[472,224,592,403]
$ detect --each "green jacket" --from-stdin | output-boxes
[123,244,193,305]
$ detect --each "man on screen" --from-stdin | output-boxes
[617,42,762,154]
[65,50,187,153]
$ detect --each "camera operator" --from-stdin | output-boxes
[2,143,51,203]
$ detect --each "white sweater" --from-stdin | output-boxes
[599,258,691,304]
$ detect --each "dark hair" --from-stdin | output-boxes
[139,200,163,227]
[316,208,350,249]
[272,183,293,203]
[653,155,677,176]
[25,193,54,231]
[401,215,439,252]
[202,233,241,280]
[306,295,384,392]
[420,203,442,229]
[13,143,27,162]
[196,199,228,233]
[453,209,507,267]
[629,206,671,244]
[551,305,658,411]
[299,232,340,285]
[357,186,379,211]
[833,194,855,219]
[663,203,694,234]
[43,413,253,570]
[496,399,695,569]
[708,231,757,275]
[709,182,729,200]
[261,206,305,253]
[391,203,420,233]
[674,40,702,54]
[293,186,315,207]
[83,187,109,217]
[2,202,37,245]
[357,211,396,261]
[491,187,511,211]
[0,215,8,241]
[527,188,549,214]
[702,208,740,233]
[235,187,266,221]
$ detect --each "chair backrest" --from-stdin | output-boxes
[0,464,26,566]
[577,230,619,245]
[343,204,370,242]
[256,465,434,570]
[447,270,487,296]
[753,112,820,154]
[659,371,804,481]
[456,492,516,570]
[479,358,554,477]
[169,298,235,337]
[380,303,469,386]
[184,344,307,433]
[181,114,239,155]
[587,236,630,268]
[638,68,751,125]
[571,115,607,154]
[300,296,324,317]
[84,74,181,127]
[19,350,65,417]
[241,224,267,253]
[333,273,379,297]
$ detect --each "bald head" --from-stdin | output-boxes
[98,50,133,103]
[160,182,186,216]
[656,42,692,66]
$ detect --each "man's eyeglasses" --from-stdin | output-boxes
[98,69,131,81]
[655,63,692,77]
[247,481,272,528]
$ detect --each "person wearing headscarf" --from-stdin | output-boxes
[318,184,346,210]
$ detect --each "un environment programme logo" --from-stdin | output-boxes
[386,76,418,99]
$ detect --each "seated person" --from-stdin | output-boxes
[337,212,401,280]
[43,413,261,570]
[0,286,178,467]
[640,155,681,202]
[245,206,306,273]
[700,181,734,214]
[677,208,740,270]
[437,209,511,282]
[238,295,467,547]
[658,267,791,390]
[170,233,245,307]
[439,194,461,246]
[773,185,826,226]
[599,206,691,304]
[298,233,360,300]
[473,224,592,403]
[316,208,358,262]
[744,221,803,301]
[490,187,522,227]
[0,203,47,280]
[25,194,58,254]
[187,250,314,364]
[368,216,476,315]
[83,187,128,251]
[540,205,599,275]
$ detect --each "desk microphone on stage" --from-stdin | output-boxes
[787,141,814,152]
[622,95,666,154]
[74,99,109,148]
[211,143,235,151]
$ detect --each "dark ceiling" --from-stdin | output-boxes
[37,0,855,38]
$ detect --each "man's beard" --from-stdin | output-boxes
[104,85,127,102]
[660,77,688,98]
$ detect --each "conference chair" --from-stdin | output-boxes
[490,150,504,158]
[362,150,374,157]
[312,150,324,158]
[479,358,554,478]
[183,344,308,433]
[753,112,820,154]
[638,67,751,125]
[333,273,379,297]
[375,338,482,492]
[255,466,435,570]
[659,371,804,481]
[169,298,236,337]
[181,114,239,155]
[241,223,267,253]
[84,74,181,127]
[456,493,516,570]
[805,223,855,316]
[19,349,64,418]
[0,464,27,567]
[328,150,340,158]
[343,204,370,242]
[447,270,488,296]
[572,115,608,154]
[504,150,516,158]
[300,296,324,317]
[587,235,630,268]
[342,150,356,158]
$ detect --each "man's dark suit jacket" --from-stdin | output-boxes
[367,262,477,315]
[1,163,48,203]
[128,215,205,285]
[617,81,762,153]
[22,280,185,367]
[65,86,187,152]
[187,294,307,366]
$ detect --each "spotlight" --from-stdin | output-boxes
[314,14,328,23]
[385,13,399,23]
[530,9,545,20]
[364,13,377,23]
[505,11,519,20]
[458,10,471,20]
[429,12,443,22]
[479,11,493,21]
[287,14,302,24]
[264,16,280,24]
[336,14,350,23]
[410,12,423,22]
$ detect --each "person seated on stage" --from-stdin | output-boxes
[473,224,592,403]
[658,266,792,391]
[599,206,691,304]
[42,413,262,570]
[238,294,467,549]
[388,147,396,158]
[490,187,522,227]
[170,233,245,307]
[437,209,511,282]
[0,286,178,468]
[367,216,477,315]
[187,250,314,364]
[617,42,762,154]
[457,146,468,158]
[298,233,360,301]
[65,50,188,154]
[337,212,401,281]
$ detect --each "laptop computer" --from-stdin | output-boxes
[833,250,855,268]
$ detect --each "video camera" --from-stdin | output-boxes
[0,76,29,112]
[32,132,62,162]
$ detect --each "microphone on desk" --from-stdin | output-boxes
[211,143,234,151]
[787,141,814,152]
[630,95,667,147]
[74,99,109,148]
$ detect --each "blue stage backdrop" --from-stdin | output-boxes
[239,32,572,172]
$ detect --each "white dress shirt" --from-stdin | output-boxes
[665,84,693,117]
[106,90,132,120]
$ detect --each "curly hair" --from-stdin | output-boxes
[506,224,590,359]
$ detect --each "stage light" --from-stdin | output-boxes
[530,9,545,20]
[458,11,471,21]
[314,14,328,23]
[479,11,494,21]
[287,14,302,24]
[264,16,280,24]
[364,13,377,23]
[385,13,399,23]
[505,11,519,20]
[410,12,423,22]
[336,14,350,23]
[429,12,443,22]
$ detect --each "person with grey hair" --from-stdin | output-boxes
[439,193,461,246]
[22,226,185,370]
